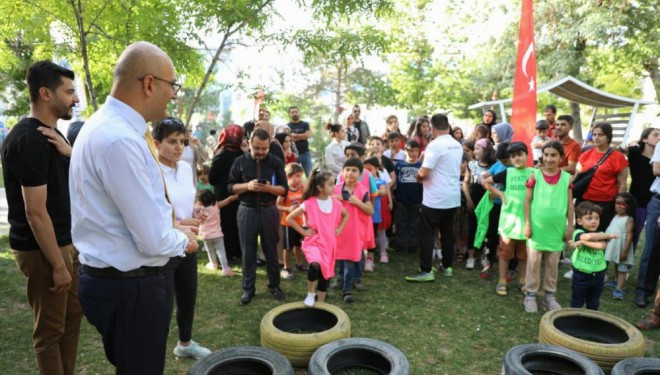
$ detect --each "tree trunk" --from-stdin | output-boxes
[71,0,98,111]
[185,33,229,128]
[333,61,343,123]
[570,101,583,143]
[644,59,659,101]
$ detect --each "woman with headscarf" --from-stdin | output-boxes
[492,122,514,148]
[469,109,498,141]
[209,125,245,260]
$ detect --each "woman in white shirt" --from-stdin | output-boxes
[324,123,349,176]
[153,118,211,360]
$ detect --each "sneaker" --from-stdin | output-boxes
[605,280,617,290]
[466,258,475,270]
[379,253,389,263]
[280,268,294,280]
[364,258,375,272]
[405,271,435,282]
[542,293,561,310]
[524,294,538,313]
[613,289,624,300]
[443,267,453,277]
[304,293,316,307]
[496,283,508,296]
[563,269,573,279]
[479,264,491,279]
[205,262,218,271]
[330,278,343,289]
[343,293,354,303]
[353,280,366,291]
[295,264,308,272]
[173,341,211,359]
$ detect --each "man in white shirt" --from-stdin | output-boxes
[405,114,463,282]
[69,41,198,374]
[635,138,660,308]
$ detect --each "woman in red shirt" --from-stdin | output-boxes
[575,122,629,231]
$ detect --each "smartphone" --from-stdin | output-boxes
[257,179,268,184]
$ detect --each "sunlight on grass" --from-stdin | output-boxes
[0,236,658,374]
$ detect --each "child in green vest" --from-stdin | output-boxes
[569,201,619,310]
[522,141,574,313]
[483,142,533,297]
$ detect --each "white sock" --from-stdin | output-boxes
[304,292,316,307]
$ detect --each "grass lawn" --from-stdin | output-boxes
[0,235,658,374]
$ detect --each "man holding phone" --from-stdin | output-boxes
[228,128,288,305]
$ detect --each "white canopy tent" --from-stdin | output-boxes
[468,76,656,145]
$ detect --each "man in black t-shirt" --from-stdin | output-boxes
[0,61,82,375]
[287,106,312,176]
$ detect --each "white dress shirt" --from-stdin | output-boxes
[70,96,188,271]
[161,161,195,221]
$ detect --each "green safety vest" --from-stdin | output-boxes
[527,169,571,251]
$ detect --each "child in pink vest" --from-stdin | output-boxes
[287,169,348,307]
[332,158,374,303]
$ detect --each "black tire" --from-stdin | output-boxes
[538,308,646,372]
[611,357,660,375]
[260,302,350,367]
[308,337,410,375]
[502,343,604,375]
[187,346,294,375]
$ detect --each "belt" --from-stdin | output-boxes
[82,265,164,278]
[240,201,276,208]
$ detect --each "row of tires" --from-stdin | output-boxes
[503,344,660,375]
[189,303,656,374]
[188,338,409,374]
[190,301,410,374]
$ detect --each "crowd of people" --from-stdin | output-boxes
[1,41,659,375]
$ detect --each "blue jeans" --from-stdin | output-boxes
[336,260,357,293]
[571,268,605,310]
[636,196,660,299]
[298,151,313,177]
[354,251,365,282]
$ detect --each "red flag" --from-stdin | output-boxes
[510,0,537,165]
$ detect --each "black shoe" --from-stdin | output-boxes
[634,294,649,308]
[256,258,266,267]
[270,286,285,301]
[240,291,255,306]
[343,293,354,303]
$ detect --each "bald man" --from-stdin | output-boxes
[70,41,198,374]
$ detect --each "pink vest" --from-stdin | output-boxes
[336,171,375,249]
[333,182,369,261]
[301,196,342,279]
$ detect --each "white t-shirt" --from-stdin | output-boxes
[300,196,333,214]
[384,149,406,161]
[421,134,463,209]
[161,161,196,220]
[650,143,660,194]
